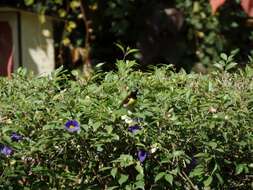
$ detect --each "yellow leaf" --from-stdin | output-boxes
[70,0,81,9]
[62,38,70,46]
[66,21,77,32]
[89,3,98,11]
[58,9,67,18]
[38,14,46,24]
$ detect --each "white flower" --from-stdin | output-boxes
[150,143,160,154]
[121,115,134,124]
[208,107,217,113]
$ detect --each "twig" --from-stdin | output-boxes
[80,0,91,66]
[180,171,198,190]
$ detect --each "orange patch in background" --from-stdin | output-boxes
[0,21,13,78]
[241,0,253,17]
[209,0,226,14]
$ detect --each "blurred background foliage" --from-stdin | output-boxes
[4,0,253,72]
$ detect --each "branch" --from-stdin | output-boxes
[80,0,91,65]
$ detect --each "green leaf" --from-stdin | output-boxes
[24,0,34,6]
[92,122,102,131]
[136,173,144,181]
[115,43,125,54]
[155,172,165,182]
[211,163,218,175]
[215,173,224,185]
[189,167,204,177]
[117,154,134,167]
[135,162,144,175]
[107,186,118,190]
[235,164,244,175]
[111,168,118,178]
[208,81,213,92]
[55,0,63,4]
[58,9,67,18]
[71,70,79,77]
[225,62,238,71]
[70,0,81,9]
[66,21,76,32]
[230,49,239,57]
[194,153,209,158]
[214,63,224,71]
[172,150,184,157]
[125,185,132,190]
[99,166,111,172]
[169,168,179,175]
[220,53,228,61]
[125,49,139,57]
[208,141,217,149]
[105,125,113,133]
[204,176,213,187]
[134,180,145,190]
[118,174,128,185]
[164,174,173,185]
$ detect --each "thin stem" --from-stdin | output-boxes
[180,171,198,190]
[80,0,91,65]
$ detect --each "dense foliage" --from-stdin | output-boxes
[176,0,253,68]
[0,60,253,189]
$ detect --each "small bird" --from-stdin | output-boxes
[121,89,139,108]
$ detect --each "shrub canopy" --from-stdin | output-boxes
[0,62,253,189]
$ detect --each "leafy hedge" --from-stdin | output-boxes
[0,61,253,189]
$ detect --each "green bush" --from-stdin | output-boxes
[0,61,253,189]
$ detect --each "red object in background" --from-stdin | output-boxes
[209,0,226,14]
[210,0,253,17]
[0,21,13,78]
[241,0,253,17]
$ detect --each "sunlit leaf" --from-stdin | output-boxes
[204,176,213,187]
[118,174,128,185]
[58,9,67,18]
[111,168,118,178]
[24,0,34,6]
[164,174,173,185]
[235,164,245,175]
[155,172,165,182]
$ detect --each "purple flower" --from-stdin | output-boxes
[65,120,80,132]
[11,132,23,142]
[128,125,141,133]
[138,150,147,163]
[0,145,13,156]
[187,157,197,172]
